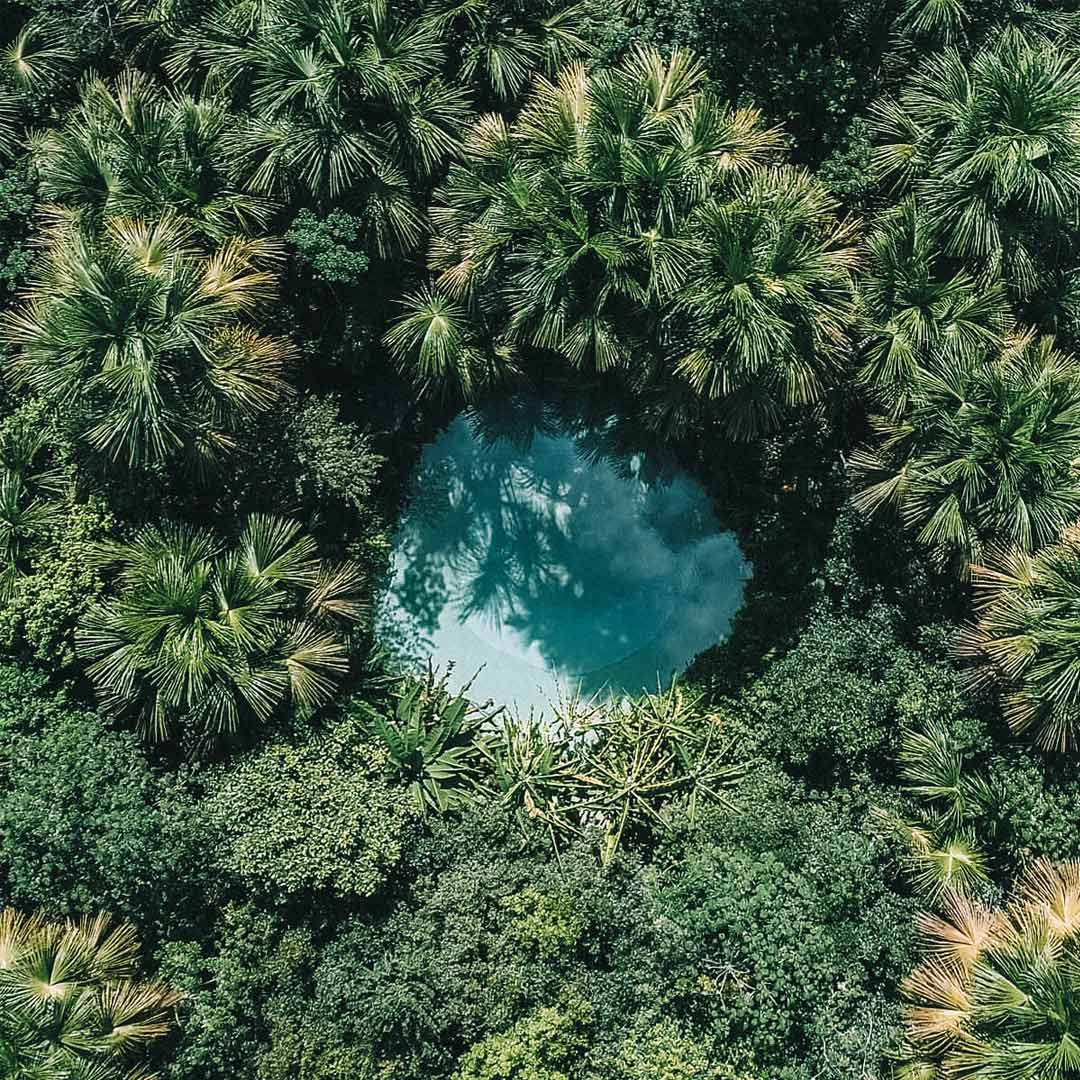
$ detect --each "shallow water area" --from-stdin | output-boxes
[377,401,751,716]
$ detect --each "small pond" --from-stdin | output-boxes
[377,400,751,716]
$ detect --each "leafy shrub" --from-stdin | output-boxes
[309,809,658,1077]
[286,394,384,512]
[987,751,1080,865]
[158,904,324,1080]
[606,1020,738,1080]
[729,603,968,784]
[204,714,417,899]
[286,209,371,286]
[650,769,914,1080]
[0,498,113,667]
[288,775,911,1080]
[454,1004,589,1080]
[0,166,33,300]
[0,664,209,939]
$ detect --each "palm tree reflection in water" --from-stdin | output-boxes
[379,400,750,713]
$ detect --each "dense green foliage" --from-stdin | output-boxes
[3,0,1080,1078]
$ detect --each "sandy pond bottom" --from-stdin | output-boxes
[377,403,751,717]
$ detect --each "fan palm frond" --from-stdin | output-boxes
[77,515,361,745]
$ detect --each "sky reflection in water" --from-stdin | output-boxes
[377,402,751,716]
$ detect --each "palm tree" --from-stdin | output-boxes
[146,0,471,255]
[425,0,590,101]
[0,908,178,1080]
[855,198,1009,411]
[871,34,1080,301]
[0,413,66,601]
[850,331,1080,574]
[1,210,294,470]
[873,723,998,900]
[383,283,506,397]
[2,15,76,99]
[667,166,859,440]
[77,514,364,744]
[898,862,1080,1080]
[895,0,968,42]
[957,527,1080,752]
[0,15,76,158]
[29,69,271,240]
[387,47,854,437]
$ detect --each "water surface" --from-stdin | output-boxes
[378,403,750,715]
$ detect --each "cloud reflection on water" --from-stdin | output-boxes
[378,402,751,715]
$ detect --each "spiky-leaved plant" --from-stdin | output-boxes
[77,514,364,745]
[548,682,741,863]
[1,210,294,471]
[898,862,1080,1080]
[0,909,178,1080]
[850,332,1080,574]
[359,666,500,816]
[957,527,1080,752]
[0,15,76,158]
[386,46,858,437]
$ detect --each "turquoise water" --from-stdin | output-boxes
[378,403,751,715]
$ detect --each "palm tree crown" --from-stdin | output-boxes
[957,526,1080,751]
[30,69,271,240]
[872,34,1080,298]
[668,165,858,438]
[855,198,1009,409]
[898,863,1080,1080]
[142,0,472,254]
[425,0,591,102]
[77,514,364,744]
[387,45,857,438]
[1,210,294,470]
[0,908,178,1080]
[851,331,1080,573]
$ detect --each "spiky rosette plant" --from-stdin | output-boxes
[0,908,178,1080]
[898,861,1080,1080]
[555,682,742,863]
[1,210,294,471]
[77,514,364,745]
[358,666,501,816]
[957,528,1080,752]
[850,332,1080,575]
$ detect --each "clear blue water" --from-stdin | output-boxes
[377,403,751,716]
